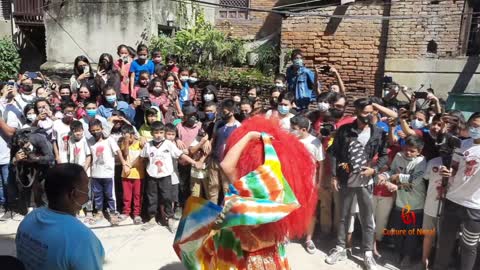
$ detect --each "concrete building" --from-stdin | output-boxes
[280,0,480,99]
[41,0,217,73]
[0,0,12,38]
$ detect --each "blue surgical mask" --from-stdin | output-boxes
[278,105,290,115]
[206,112,215,121]
[469,126,480,140]
[411,119,425,130]
[293,58,303,67]
[105,96,117,104]
[86,109,97,118]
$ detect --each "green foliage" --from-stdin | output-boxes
[149,13,246,70]
[253,43,279,76]
[202,68,273,89]
[0,37,20,81]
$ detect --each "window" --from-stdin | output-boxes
[218,0,249,20]
[467,6,480,56]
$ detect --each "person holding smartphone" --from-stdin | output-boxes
[95,53,121,99]
[70,56,96,97]
[115,44,133,102]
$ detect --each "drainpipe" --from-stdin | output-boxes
[10,0,14,44]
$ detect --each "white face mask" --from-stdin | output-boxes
[138,55,147,60]
[317,102,330,112]
[203,94,214,102]
[27,114,37,122]
[275,83,284,88]
[411,119,426,130]
[180,76,189,82]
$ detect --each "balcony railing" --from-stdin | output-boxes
[13,0,45,26]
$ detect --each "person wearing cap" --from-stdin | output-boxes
[176,104,202,206]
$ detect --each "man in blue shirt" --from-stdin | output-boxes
[286,49,317,111]
[16,164,105,270]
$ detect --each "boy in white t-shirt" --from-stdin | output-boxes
[165,123,185,219]
[290,115,324,254]
[140,121,201,232]
[88,119,128,226]
[53,102,76,164]
[69,121,92,217]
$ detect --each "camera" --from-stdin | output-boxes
[141,97,152,110]
[320,122,336,137]
[413,91,428,99]
[320,65,331,74]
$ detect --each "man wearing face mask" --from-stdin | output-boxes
[326,98,388,270]
[15,78,36,109]
[237,98,253,122]
[15,164,104,270]
[208,99,241,205]
[433,112,480,270]
[286,49,317,111]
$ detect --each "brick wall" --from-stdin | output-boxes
[281,2,389,99]
[215,0,282,40]
[387,0,465,58]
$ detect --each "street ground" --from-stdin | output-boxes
[0,213,405,270]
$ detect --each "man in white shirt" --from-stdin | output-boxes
[434,112,480,270]
[290,115,324,254]
[0,84,23,215]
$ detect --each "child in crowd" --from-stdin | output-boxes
[165,54,179,74]
[176,105,202,205]
[377,135,427,268]
[178,68,195,109]
[68,121,92,170]
[52,102,76,164]
[115,44,133,102]
[188,126,210,199]
[69,121,93,217]
[129,44,154,94]
[140,121,201,232]
[151,49,163,71]
[131,71,150,100]
[139,107,163,140]
[80,99,109,140]
[165,123,184,219]
[290,115,324,254]
[274,73,286,89]
[88,119,129,226]
[119,124,145,224]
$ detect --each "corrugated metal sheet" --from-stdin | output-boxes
[1,0,12,20]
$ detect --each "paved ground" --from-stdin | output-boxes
[0,213,404,270]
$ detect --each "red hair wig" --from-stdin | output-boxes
[224,116,317,241]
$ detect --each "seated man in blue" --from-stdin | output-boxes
[16,164,104,270]
[286,49,317,111]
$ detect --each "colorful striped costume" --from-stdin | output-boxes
[174,133,299,270]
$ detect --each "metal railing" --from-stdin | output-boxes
[13,0,46,26]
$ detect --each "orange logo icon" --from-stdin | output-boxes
[401,204,416,225]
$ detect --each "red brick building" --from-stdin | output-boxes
[215,0,283,39]
[280,0,480,99]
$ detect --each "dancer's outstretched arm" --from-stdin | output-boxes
[220,131,262,183]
